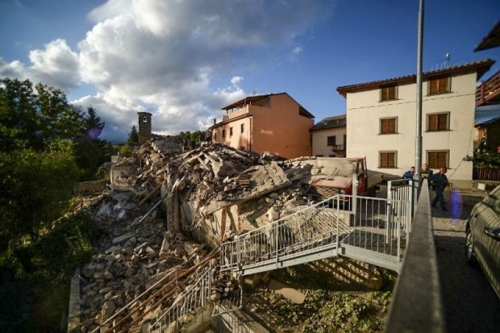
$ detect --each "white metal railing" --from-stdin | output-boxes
[220,193,412,275]
[148,267,212,332]
[341,194,412,271]
[387,179,416,242]
[220,196,352,275]
[148,267,243,332]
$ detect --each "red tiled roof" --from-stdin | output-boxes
[221,92,314,118]
[336,59,496,97]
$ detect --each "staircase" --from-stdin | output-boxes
[220,191,412,277]
[102,180,415,332]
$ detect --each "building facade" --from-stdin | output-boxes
[310,115,347,157]
[211,93,314,159]
[337,59,495,185]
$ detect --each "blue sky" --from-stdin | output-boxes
[1,0,499,143]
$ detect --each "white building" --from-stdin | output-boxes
[310,115,346,157]
[336,59,495,186]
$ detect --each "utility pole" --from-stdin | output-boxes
[415,0,424,179]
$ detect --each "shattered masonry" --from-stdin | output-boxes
[77,136,342,332]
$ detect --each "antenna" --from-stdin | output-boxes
[444,53,450,68]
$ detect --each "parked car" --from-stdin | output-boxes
[465,184,500,299]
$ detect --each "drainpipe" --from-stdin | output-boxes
[250,117,253,152]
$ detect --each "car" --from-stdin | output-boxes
[465,184,500,299]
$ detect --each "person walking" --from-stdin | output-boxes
[421,163,433,179]
[431,167,448,211]
[420,163,433,186]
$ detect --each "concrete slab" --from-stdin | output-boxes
[268,279,305,304]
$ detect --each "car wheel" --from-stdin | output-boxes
[465,226,478,267]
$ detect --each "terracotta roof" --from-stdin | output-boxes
[210,113,252,130]
[221,92,314,119]
[310,115,346,131]
[336,59,496,97]
[475,20,500,52]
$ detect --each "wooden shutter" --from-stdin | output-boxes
[380,152,396,167]
[381,118,396,134]
[381,86,396,101]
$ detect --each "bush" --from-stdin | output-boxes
[0,211,98,332]
[474,151,500,168]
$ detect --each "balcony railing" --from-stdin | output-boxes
[331,145,345,151]
[476,70,500,106]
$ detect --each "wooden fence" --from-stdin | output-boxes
[473,168,500,181]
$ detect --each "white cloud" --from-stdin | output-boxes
[1,0,335,142]
[0,39,80,90]
[292,46,303,56]
[231,76,243,86]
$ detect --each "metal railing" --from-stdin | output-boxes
[149,267,213,332]
[384,180,446,332]
[220,193,412,276]
[148,266,243,332]
[220,197,351,276]
[341,194,412,272]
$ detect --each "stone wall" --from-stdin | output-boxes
[76,179,108,195]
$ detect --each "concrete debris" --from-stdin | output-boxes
[76,138,325,332]
[268,278,306,304]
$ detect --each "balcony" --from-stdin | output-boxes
[476,70,500,106]
[331,145,345,151]
[227,106,250,120]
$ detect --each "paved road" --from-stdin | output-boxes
[432,190,500,333]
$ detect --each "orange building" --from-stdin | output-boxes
[211,93,314,159]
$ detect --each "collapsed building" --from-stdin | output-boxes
[73,137,375,333]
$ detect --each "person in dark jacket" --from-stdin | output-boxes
[431,167,448,211]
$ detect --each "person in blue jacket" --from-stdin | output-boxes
[402,166,415,179]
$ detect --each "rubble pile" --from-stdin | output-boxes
[77,138,322,332]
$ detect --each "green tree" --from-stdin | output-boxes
[74,106,111,180]
[0,143,79,246]
[128,125,139,144]
[0,78,85,152]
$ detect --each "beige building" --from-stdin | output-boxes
[337,59,495,185]
[310,115,346,157]
[211,93,314,159]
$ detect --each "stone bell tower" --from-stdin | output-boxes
[137,112,152,143]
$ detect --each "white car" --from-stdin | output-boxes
[465,184,500,299]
